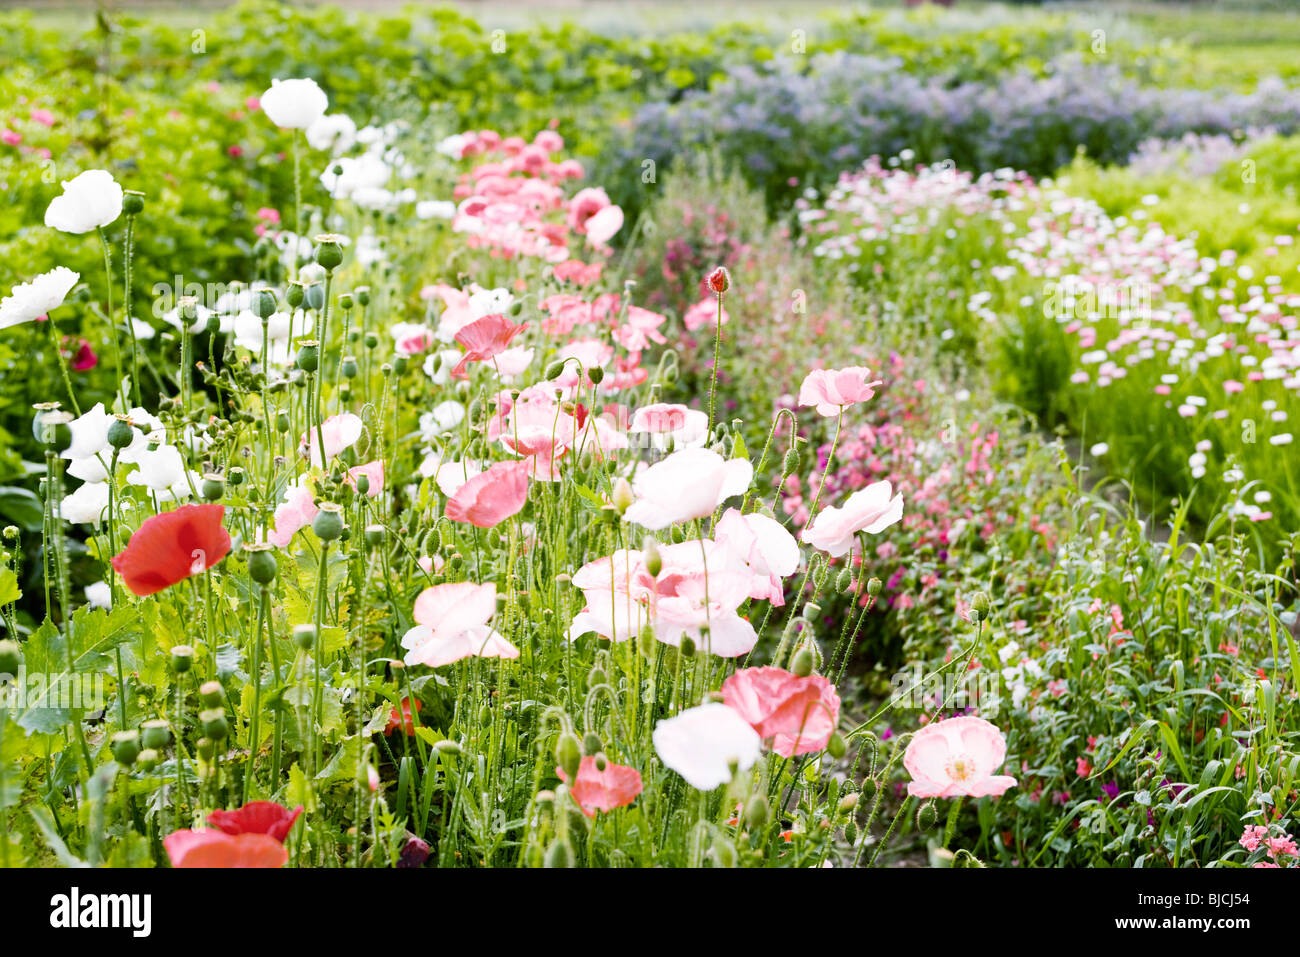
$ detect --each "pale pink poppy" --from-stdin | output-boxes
[629,403,708,451]
[269,480,318,547]
[400,581,519,667]
[347,460,384,498]
[683,297,728,332]
[653,703,761,790]
[299,412,364,467]
[903,716,1017,798]
[798,367,883,416]
[567,187,612,234]
[623,448,752,529]
[801,480,903,557]
[723,666,841,756]
[556,756,643,817]
[445,460,529,527]
[451,314,528,378]
[714,508,800,606]
[584,204,624,247]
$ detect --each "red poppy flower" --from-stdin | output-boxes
[556,756,643,818]
[111,504,232,596]
[445,460,530,528]
[384,697,421,737]
[451,314,527,378]
[163,829,288,868]
[207,801,303,843]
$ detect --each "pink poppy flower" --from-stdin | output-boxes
[269,480,318,547]
[713,508,799,605]
[451,313,528,378]
[567,187,612,234]
[903,716,1017,798]
[683,296,728,332]
[802,480,904,557]
[556,756,643,817]
[623,448,752,529]
[798,367,883,416]
[584,204,624,247]
[347,460,384,497]
[445,460,530,527]
[400,581,519,667]
[723,666,841,756]
[299,412,364,467]
[163,829,288,868]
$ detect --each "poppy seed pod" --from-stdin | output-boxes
[313,234,345,271]
[296,340,320,373]
[293,624,317,650]
[338,292,354,311]
[137,749,160,772]
[122,190,145,216]
[275,411,290,433]
[250,286,277,320]
[169,645,194,673]
[199,708,229,741]
[340,356,358,379]
[246,543,278,584]
[199,681,224,708]
[106,416,135,450]
[196,737,215,761]
[364,331,379,350]
[364,524,385,548]
[355,286,370,307]
[201,473,225,501]
[205,312,222,335]
[285,280,306,310]
[111,730,141,766]
[33,408,72,449]
[141,719,172,751]
[304,282,326,312]
[392,354,408,376]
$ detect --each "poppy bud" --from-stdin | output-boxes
[170,645,194,673]
[509,300,523,317]
[250,286,277,320]
[355,286,371,307]
[305,282,326,311]
[313,234,345,272]
[843,820,857,844]
[706,266,731,295]
[107,416,135,450]
[123,190,145,216]
[200,708,229,741]
[612,477,634,514]
[201,473,225,501]
[867,577,882,597]
[141,719,171,750]
[582,731,602,756]
[285,281,306,310]
[0,639,22,677]
[643,536,662,577]
[111,730,140,766]
[680,635,696,658]
[586,666,606,687]
[544,837,573,868]
[970,591,990,621]
[544,360,566,381]
[744,794,769,830]
[587,366,604,386]
[594,752,608,772]
[836,567,853,592]
[827,732,846,759]
[712,835,738,868]
[293,624,317,650]
[433,739,462,756]
[791,644,815,678]
[296,340,320,373]
[246,543,278,584]
[556,732,582,782]
[782,447,799,473]
[312,503,345,541]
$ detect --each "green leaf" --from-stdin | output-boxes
[0,486,43,531]
[0,568,19,607]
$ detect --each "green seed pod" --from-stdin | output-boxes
[199,681,224,708]
[106,416,135,450]
[250,286,278,320]
[246,543,278,584]
[196,737,215,761]
[285,281,306,310]
[293,624,318,650]
[312,503,345,541]
[744,794,770,830]
[791,644,815,678]
[141,719,172,751]
[228,466,246,486]
[200,708,229,741]
[305,282,326,312]
[364,525,385,549]
[170,645,194,674]
[582,731,603,756]
[340,356,359,379]
[122,190,145,216]
[354,473,370,497]
[556,732,582,781]
[355,286,371,307]
[364,331,379,350]
[0,639,22,677]
[296,340,320,373]
[338,292,355,311]
[392,354,409,376]
[201,473,225,501]
[137,749,160,772]
[313,234,345,271]
[275,411,290,433]
[111,730,141,766]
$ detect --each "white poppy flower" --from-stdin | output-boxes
[653,703,761,790]
[260,78,328,130]
[44,170,123,234]
[84,581,112,609]
[0,267,79,328]
[60,481,110,525]
[305,112,356,154]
